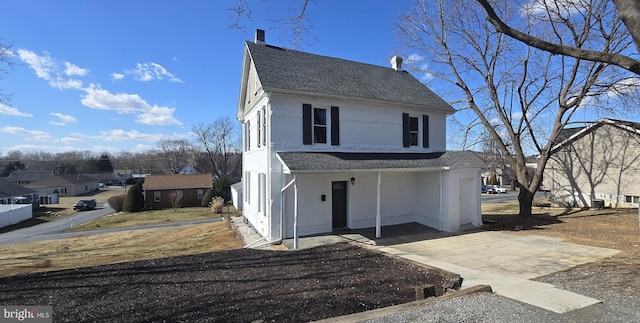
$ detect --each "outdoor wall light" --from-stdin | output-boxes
[350,177,356,186]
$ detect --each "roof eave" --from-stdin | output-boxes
[264,88,456,114]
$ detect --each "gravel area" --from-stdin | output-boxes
[0,243,459,322]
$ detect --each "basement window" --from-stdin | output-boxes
[625,195,639,204]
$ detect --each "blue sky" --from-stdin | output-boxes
[0,0,417,156]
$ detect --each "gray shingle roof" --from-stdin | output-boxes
[246,41,455,113]
[551,118,640,153]
[277,151,477,173]
[0,178,38,198]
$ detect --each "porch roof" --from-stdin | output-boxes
[277,151,480,173]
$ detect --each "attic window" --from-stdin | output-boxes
[314,108,327,144]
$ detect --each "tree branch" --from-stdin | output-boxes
[475,0,640,75]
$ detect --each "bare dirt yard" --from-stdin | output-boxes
[0,243,458,323]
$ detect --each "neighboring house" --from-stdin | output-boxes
[0,178,40,210]
[237,30,486,246]
[546,118,640,208]
[4,171,54,185]
[25,174,99,197]
[178,165,200,175]
[143,174,212,210]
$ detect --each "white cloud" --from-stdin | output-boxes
[18,49,87,90]
[17,49,55,80]
[0,103,33,117]
[129,62,183,83]
[81,84,182,126]
[81,84,149,114]
[0,126,53,142]
[59,136,85,143]
[521,0,581,18]
[64,62,88,76]
[136,106,182,126]
[405,53,435,82]
[50,112,77,126]
[49,76,83,90]
[111,73,125,81]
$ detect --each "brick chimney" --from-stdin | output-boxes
[255,29,265,45]
[391,55,403,71]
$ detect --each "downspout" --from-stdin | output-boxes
[293,176,299,249]
[376,171,381,239]
[439,170,444,231]
[246,174,296,249]
[280,175,297,242]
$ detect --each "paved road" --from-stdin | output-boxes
[0,203,222,245]
[481,190,549,203]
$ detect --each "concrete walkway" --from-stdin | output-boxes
[376,231,619,313]
[261,224,620,314]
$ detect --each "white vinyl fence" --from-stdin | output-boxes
[0,204,33,228]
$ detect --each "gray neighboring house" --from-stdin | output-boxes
[546,118,640,208]
[0,178,40,210]
[25,174,99,197]
[4,171,54,185]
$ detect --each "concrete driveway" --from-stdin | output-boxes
[280,223,619,314]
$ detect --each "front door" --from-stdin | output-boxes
[332,181,347,229]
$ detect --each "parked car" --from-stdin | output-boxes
[73,198,97,211]
[481,185,493,194]
[492,185,507,194]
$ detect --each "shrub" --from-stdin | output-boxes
[201,188,214,207]
[107,195,126,212]
[211,196,224,214]
[213,177,231,203]
[123,182,145,212]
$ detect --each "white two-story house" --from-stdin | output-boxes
[237,30,485,247]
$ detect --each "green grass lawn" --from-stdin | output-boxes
[68,205,242,232]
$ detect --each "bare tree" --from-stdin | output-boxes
[192,116,241,181]
[157,139,194,174]
[168,190,183,213]
[475,0,640,75]
[398,0,631,217]
[0,41,15,105]
[227,0,315,49]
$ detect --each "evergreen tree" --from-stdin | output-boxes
[213,177,231,202]
[123,182,145,212]
[201,188,214,207]
[98,153,114,173]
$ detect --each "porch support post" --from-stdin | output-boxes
[376,171,381,239]
[293,175,299,250]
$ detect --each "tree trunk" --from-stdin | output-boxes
[518,187,534,218]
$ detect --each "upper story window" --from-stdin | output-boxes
[409,117,419,146]
[403,113,429,148]
[244,121,251,151]
[257,110,262,148]
[313,108,327,144]
[303,104,340,146]
[261,107,267,147]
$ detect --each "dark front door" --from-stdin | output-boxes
[332,181,347,229]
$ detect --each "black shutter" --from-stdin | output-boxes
[303,104,312,145]
[422,115,429,148]
[402,113,410,147]
[331,106,340,146]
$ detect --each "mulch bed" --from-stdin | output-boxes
[0,243,457,322]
